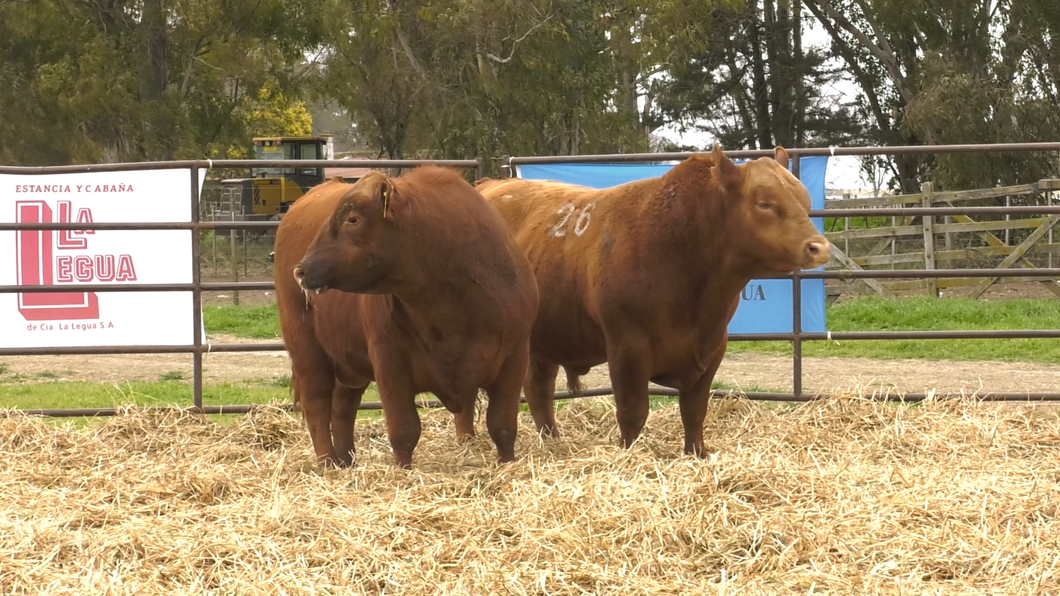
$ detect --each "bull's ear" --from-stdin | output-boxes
[712,143,738,180]
[774,146,790,168]
[378,177,397,219]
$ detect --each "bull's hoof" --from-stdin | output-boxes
[320,457,352,469]
[536,425,560,439]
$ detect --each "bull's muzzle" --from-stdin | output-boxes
[293,264,328,294]
[804,238,831,268]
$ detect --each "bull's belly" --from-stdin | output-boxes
[528,306,607,368]
[406,354,499,399]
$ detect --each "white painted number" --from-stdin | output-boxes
[547,203,576,237]
[574,202,596,236]
[548,202,596,238]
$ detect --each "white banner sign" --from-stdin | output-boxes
[0,168,206,348]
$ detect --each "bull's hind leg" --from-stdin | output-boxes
[291,353,342,466]
[331,381,368,467]
[484,348,529,463]
[524,358,560,437]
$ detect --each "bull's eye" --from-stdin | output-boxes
[346,215,359,225]
[756,201,773,211]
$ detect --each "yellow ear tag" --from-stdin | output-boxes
[382,187,389,219]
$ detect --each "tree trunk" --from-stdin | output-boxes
[792,0,806,147]
[748,0,773,149]
[140,0,170,159]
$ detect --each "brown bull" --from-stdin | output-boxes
[477,145,830,456]
[273,166,539,468]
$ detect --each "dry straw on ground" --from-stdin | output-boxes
[2,392,1060,595]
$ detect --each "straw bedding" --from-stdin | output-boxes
[2,393,1059,595]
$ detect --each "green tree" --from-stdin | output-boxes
[314,0,730,166]
[657,0,865,151]
[805,0,1060,191]
[0,0,327,165]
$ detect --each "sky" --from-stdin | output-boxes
[650,17,879,195]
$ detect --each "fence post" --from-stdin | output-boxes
[891,214,897,270]
[210,205,218,276]
[843,193,850,260]
[921,182,939,298]
[943,215,953,268]
[1050,189,1055,270]
[1005,195,1011,246]
[191,165,204,411]
[229,190,240,306]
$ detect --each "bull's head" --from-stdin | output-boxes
[712,144,831,277]
[293,172,406,295]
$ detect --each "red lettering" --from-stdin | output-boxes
[74,255,93,281]
[76,208,95,235]
[93,255,115,282]
[116,255,137,281]
[55,256,73,282]
[57,201,87,249]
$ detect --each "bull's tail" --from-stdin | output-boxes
[287,371,302,413]
[563,366,585,397]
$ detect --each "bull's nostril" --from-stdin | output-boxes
[807,240,830,257]
[293,266,305,283]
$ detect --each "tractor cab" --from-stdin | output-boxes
[220,135,334,218]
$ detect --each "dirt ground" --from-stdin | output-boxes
[3,333,1058,397]
[2,279,1054,398]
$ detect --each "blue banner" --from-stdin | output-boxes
[515,156,829,334]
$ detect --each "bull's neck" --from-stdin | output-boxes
[389,280,473,329]
[647,178,752,319]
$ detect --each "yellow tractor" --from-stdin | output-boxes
[219,135,334,218]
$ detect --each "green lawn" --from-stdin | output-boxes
[728,296,1060,363]
[204,304,281,338]
[202,298,1060,364]
[0,380,291,411]
[0,376,384,423]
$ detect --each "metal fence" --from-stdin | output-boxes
[1,144,1059,417]
[0,158,481,416]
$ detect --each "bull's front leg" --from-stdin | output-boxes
[678,338,728,458]
[376,371,422,469]
[484,346,529,463]
[606,337,654,449]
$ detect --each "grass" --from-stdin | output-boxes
[0,378,384,425]
[728,296,1060,363]
[202,297,1060,364]
[203,304,280,339]
[0,380,296,412]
